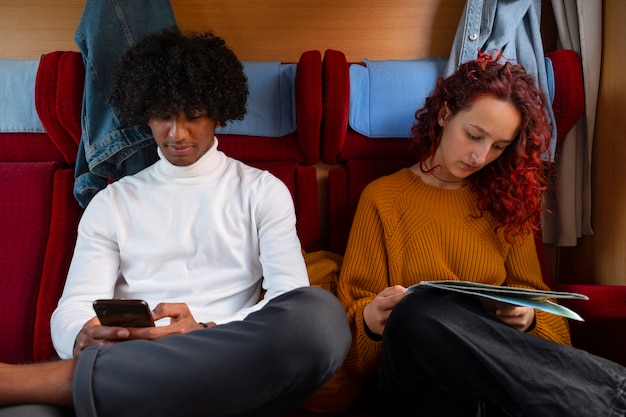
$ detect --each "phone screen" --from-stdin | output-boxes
[93,299,155,327]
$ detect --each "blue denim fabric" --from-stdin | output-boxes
[445,0,557,161]
[73,0,177,207]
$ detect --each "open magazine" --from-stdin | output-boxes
[409,280,589,321]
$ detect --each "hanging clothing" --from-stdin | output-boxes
[73,0,177,207]
[542,0,600,246]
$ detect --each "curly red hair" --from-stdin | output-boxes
[411,53,551,242]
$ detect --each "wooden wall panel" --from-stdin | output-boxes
[172,0,464,62]
[0,0,465,61]
[0,0,84,59]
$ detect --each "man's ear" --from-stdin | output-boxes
[438,102,451,127]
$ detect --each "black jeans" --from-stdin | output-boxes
[378,287,626,417]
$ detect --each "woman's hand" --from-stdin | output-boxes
[73,303,215,358]
[363,285,408,336]
[482,300,535,332]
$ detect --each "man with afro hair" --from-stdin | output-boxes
[0,29,350,417]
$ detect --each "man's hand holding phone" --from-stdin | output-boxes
[73,315,135,358]
[73,300,214,358]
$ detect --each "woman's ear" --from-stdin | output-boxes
[438,102,451,127]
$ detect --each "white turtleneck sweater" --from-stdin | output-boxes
[51,139,309,359]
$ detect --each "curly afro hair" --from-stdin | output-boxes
[110,28,248,132]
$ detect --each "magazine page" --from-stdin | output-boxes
[409,280,588,321]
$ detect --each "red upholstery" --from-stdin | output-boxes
[218,50,322,165]
[546,50,585,144]
[322,49,415,252]
[250,162,320,252]
[552,284,626,366]
[0,132,65,162]
[217,50,323,250]
[0,51,83,363]
[34,51,79,166]
[0,160,81,365]
[32,168,82,362]
[56,51,86,148]
[321,49,415,165]
[327,160,411,254]
[0,162,56,363]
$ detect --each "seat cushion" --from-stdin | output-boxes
[0,161,57,363]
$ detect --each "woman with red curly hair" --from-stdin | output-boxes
[337,54,626,416]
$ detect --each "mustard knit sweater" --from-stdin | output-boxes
[337,168,572,377]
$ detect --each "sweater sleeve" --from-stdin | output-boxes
[504,231,572,346]
[337,184,391,377]
[257,173,309,297]
[225,172,310,322]
[50,190,122,359]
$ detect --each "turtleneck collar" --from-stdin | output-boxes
[154,137,225,181]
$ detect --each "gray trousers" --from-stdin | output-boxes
[1,287,350,417]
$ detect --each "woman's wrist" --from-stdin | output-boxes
[364,320,382,341]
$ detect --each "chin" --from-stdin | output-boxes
[166,156,197,166]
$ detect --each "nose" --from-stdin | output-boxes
[470,144,490,165]
[168,117,189,140]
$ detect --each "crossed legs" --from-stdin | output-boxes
[0,287,350,417]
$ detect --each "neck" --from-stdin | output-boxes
[417,161,467,189]
[429,170,466,184]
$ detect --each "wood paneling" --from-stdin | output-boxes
[0,0,465,61]
[0,0,84,59]
[172,0,465,62]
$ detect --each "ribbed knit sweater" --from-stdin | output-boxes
[337,168,572,376]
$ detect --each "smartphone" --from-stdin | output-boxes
[93,299,155,327]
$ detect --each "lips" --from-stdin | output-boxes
[461,162,478,171]
[166,144,194,155]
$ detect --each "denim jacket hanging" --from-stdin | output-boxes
[73,0,177,207]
